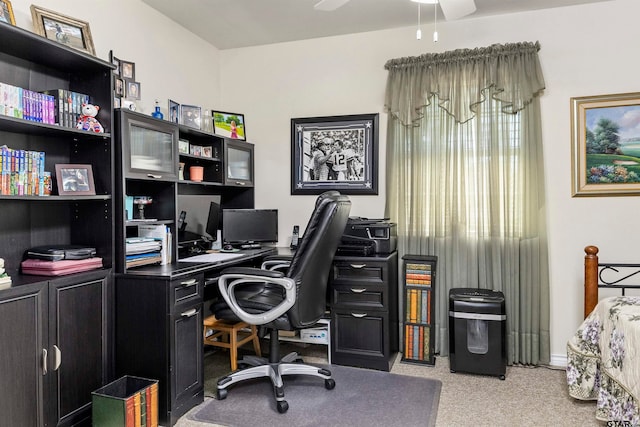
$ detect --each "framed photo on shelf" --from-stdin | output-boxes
[0,0,16,26]
[212,110,245,140]
[181,104,201,130]
[168,99,180,124]
[571,92,640,196]
[30,5,95,55]
[55,164,96,196]
[202,146,212,158]
[291,113,379,195]
[179,139,190,154]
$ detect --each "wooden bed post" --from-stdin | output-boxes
[584,245,599,318]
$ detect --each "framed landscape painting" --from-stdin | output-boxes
[571,92,640,196]
[291,113,378,195]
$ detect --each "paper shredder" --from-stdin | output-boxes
[449,288,507,380]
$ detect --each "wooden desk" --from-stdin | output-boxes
[114,247,276,426]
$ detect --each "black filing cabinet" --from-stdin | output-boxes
[329,252,398,371]
[449,288,507,379]
[115,272,205,425]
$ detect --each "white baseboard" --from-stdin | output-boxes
[550,353,567,368]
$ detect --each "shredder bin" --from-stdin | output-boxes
[449,288,507,380]
[92,375,159,427]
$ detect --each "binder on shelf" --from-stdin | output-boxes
[138,224,171,265]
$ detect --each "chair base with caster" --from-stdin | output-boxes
[216,329,336,413]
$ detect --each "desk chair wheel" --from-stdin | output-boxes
[217,388,228,400]
[277,400,289,413]
[325,378,336,390]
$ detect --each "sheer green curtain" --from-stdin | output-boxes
[384,42,550,365]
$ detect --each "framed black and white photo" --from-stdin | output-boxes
[291,113,379,195]
[181,104,201,130]
[55,164,95,196]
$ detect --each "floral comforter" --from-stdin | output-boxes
[567,296,640,424]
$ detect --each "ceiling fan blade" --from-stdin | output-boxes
[439,0,476,21]
[314,0,351,12]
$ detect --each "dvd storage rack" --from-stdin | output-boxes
[401,254,437,365]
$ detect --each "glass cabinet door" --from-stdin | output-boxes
[119,110,179,181]
[224,139,254,187]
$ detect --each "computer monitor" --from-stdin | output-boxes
[222,209,278,246]
[205,201,220,242]
[177,195,221,243]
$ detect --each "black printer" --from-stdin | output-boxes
[337,217,397,256]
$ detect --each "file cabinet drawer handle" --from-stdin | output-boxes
[181,308,198,317]
[42,348,48,375]
[180,278,198,287]
[53,345,62,371]
[349,264,366,269]
[350,312,367,318]
[350,288,366,293]
[147,174,162,179]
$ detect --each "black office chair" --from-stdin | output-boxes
[211,191,351,413]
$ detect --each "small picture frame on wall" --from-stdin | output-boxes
[55,164,96,196]
[126,81,141,100]
[115,78,124,97]
[120,60,135,80]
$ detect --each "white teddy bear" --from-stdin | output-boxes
[76,103,104,133]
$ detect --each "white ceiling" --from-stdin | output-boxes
[142,0,612,50]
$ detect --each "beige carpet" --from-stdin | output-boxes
[176,342,601,427]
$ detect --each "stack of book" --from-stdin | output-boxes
[1,145,48,196]
[125,237,162,269]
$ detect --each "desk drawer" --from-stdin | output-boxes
[330,260,389,286]
[171,273,204,310]
[330,284,386,309]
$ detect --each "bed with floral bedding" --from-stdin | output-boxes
[566,245,640,424]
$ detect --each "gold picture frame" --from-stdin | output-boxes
[30,5,95,55]
[0,0,16,25]
[571,92,640,196]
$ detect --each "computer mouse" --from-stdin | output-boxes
[222,244,234,251]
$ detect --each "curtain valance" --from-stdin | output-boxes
[384,41,545,125]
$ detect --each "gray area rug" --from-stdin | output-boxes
[191,363,441,427]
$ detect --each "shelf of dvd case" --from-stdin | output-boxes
[401,254,437,366]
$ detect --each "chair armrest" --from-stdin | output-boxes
[261,255,293,272]
[218,268,296,325]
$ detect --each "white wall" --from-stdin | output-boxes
[218,0,640,361]
[10,0,221,115]
[10,0,639,361]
